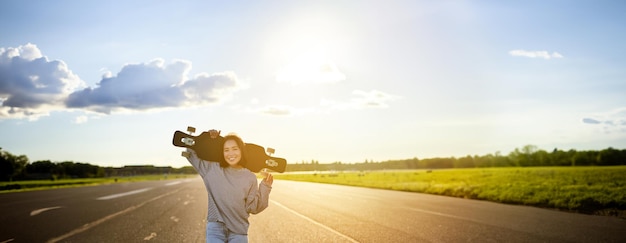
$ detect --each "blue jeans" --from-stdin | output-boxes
[206,221,248,243]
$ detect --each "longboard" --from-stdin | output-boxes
[172,127,287,173]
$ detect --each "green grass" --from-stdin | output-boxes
[273,166,626,217]
[0,174,196,193]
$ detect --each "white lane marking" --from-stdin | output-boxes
[96,188,152,200]
[165,181,182,186]
[30,206,63,216]
[47,187,184,243]
[270,200,359,243]
[405,207,476,221]
[166,179,195,186]
[143,232,157,240]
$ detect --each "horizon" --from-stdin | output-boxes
[6,144,623,169]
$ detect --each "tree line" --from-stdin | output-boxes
[286,145,626,171]
[2,145,625,181]
[0,147,195,181]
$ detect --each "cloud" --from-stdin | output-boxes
[582,118,601,124]
[350,90,400,108]
[509,49,563,59]
[0,43,246,120]
[582,107,626,133]
[66,59,244,114]
[0,43,85,119]
[73,115,89,124]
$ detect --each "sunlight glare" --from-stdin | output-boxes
[276,45,346,85]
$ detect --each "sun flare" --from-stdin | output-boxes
[276,47,346,85]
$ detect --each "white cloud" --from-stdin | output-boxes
[0,43,248,120]
[66,59,245,113]
[509,49,564,59]
[73,115,89,124]
[0,43,85,119]
[350,90,401,108]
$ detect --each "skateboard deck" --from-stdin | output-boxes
[172,127,287,173]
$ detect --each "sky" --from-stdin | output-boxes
[1,0,625,168]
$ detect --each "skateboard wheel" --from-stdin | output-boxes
[266,159,278,167]
[181,151,190,158]
[182,137,195,146]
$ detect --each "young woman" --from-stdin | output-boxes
[185,130,273,243]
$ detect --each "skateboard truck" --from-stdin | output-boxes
[181,126,197,158]
[265,147,278,168]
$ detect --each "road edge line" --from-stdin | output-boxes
[270,200,359,243]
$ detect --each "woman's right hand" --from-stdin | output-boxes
[209,129,221,139]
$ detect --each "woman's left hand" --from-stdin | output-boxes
[261,171,273,186]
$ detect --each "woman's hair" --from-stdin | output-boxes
[220,133,247,168]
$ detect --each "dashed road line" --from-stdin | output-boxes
[405,206,478,222]
[143,232,157,240]
[96,188,152,200]
[30,206,63,216]
[165,181,182,186]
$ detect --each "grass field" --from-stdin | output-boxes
[0,174,196,193]
[273,166,626,217]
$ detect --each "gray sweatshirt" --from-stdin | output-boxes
[186,148,272,234]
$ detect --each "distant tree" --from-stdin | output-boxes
[597,147,626,165]
[0,148,29,181]
[26,160,56,173]
[55,161,100,178]
[175,166,197,174]
[550,148,570,166]
[455,155,475,168]
[487,151,509,167]
[566,149,578,166]
[572,151,599,166]
[25,160,56,179]
[534,149,550,166]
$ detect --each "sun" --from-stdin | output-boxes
[268,14,348,85]
[275,46,345,85]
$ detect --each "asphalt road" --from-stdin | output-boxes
[1,177,624,242]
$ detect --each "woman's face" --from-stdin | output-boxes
[223,139,242,167]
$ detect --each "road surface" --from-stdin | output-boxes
[0,177,624,242]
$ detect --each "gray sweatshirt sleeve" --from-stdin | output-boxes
[246,178,272,214]
[186,148,211,176]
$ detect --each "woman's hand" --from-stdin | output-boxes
[208,129,221,139]
[261,170,273,186]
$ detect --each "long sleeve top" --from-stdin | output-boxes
[186,148,272,234]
